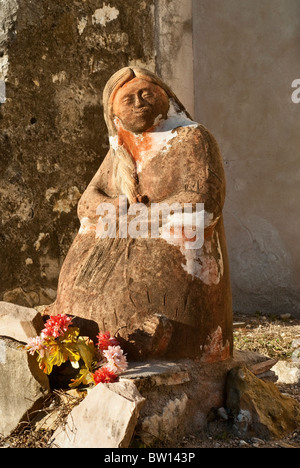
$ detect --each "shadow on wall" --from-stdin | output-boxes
[225,213,300,315]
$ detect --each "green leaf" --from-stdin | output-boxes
[69,367,95,388]
[76,336,97,371]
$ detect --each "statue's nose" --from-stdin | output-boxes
[134,93,146,108]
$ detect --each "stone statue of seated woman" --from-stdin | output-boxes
[49,67,233,361]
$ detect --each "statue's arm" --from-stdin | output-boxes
[77,150,119,223]
[158,126,226,237]
[196,124,226,219]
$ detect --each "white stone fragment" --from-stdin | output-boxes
[52,379,145,448]
[0,337,50,437]
[0,301,44,343]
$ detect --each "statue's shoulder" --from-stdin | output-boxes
[176,123,218,148]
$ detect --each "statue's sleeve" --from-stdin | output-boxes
[77,150,119,222]
[157,125,226,237]
[197,124,226,218]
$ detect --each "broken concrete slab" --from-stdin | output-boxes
[0,337,50,437]
[0,301,44,343]
[51,379,145,448]
[226,366,300,440]
[121,360,190,390]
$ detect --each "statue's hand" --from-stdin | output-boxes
[135,194,149,205]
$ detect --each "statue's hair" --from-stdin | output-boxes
[103,67,191,137]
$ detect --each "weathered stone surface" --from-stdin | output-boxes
[0,0,156,307]
[126,351,269,444]
[121,360,190,391]
[121,361,191,445]
[138,393,189,446]
[272,360,300,385]
[226,366,300,439]
[52,379,145,448]
[120,361,191,445]
[0,350,271,444]
[0,301,44,342]
[0,337,50,437]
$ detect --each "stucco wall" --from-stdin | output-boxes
[193,0,300,316]
[155,0,194,117]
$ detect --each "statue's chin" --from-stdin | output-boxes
[123,121,154,134]
[121,112,166,134]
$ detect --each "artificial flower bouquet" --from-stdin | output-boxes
[24,314,128,388]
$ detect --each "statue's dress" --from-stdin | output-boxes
[50,122,233,360]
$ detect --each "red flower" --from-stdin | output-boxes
[93,366,118,385]
[42,314,73,339]
[96,331,119,351]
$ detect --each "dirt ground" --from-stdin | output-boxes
[1,312,300,449]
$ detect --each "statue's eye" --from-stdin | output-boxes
[141,92,153,99]
[122,96,135,105]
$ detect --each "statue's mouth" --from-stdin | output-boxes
[135,107,151,116]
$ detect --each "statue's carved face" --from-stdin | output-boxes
[112,78,170,133]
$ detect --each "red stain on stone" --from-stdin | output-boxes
[117,125,154,164]
[201,326,230,363]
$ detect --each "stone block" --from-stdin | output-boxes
[51,379,145,448]
[121,360,190,390]
[122,351,270,443]
[272,360,300,385]
[226,366,300,439]
[0,337,50,437]
[138,393,189,446]
[0,301,44,343]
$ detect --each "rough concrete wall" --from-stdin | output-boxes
[0,0,155,307]
[193,0,300,316]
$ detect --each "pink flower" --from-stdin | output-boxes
[103,345,128,375]
[25,336,47,357]
[96,331,119,351]
[42,314,73,339]
[93,366,118,385]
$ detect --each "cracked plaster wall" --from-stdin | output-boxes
[193,0,300,316]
